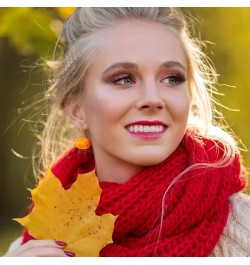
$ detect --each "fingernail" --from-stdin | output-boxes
[64,251,75,257]
[55,241,67,247]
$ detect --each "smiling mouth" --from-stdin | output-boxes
[126,124,165,133]
[125,122,168,139]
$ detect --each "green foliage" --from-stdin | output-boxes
[0,7,63,57]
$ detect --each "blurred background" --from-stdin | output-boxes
[0,7,250,255]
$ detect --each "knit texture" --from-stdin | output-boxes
[9,193,250,256]
[22,130,247,256]
[211,193,250,256]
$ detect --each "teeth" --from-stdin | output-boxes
[127,125,164,133]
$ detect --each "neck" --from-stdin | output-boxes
[94,153,143,184]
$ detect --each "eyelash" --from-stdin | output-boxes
[163,74,186,85]
[110,73,186,86]
[111,74,135,85]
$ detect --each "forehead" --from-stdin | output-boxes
[91,20,187,67]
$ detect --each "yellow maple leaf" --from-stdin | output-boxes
[14,168,117,257]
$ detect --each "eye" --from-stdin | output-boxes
[111,74,136,86]
[163,74,186,86]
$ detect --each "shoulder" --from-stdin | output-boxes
[212,192,250,256]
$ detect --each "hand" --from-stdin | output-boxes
[4,239,75,257]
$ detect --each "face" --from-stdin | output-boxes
[70,20,190,183]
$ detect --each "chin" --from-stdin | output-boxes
[132,152,170,167]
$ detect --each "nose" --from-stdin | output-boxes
[136,81,165,111]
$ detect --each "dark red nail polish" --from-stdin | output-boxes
[55,241,67,247]
[64,251,75,257]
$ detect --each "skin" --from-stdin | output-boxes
[4,240,69,257]
[6,19,190,256]
[70,20,190,183]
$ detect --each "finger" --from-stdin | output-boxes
[7,239,66,257]
[18,247,68,257]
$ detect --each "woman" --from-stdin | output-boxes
[5,7,250,257]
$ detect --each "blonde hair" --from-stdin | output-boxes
[33,7,239,179]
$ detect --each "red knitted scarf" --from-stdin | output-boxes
[22,130,247,256]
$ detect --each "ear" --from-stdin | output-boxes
[66,101,88,132]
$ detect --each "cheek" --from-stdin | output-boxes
[178,96,190,120]
[84,90,127,128]
[167,89,190,122]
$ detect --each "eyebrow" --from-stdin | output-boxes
[102,62,138,75]
[161,61,186,71]
[102,61,186,76]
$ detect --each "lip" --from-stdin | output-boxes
[125,120,168,140]
[126,120,167,126]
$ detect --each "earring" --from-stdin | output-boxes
[75,137,91,149]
